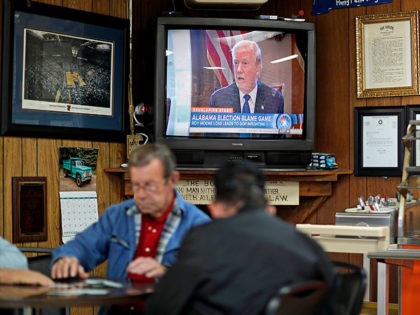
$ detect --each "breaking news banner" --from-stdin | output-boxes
[189,107,303,135]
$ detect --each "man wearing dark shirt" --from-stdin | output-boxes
[145,160,335,315]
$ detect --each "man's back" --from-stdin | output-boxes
[145,209,334,315]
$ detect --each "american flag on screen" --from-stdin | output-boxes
[292,35,305,72]
[205,30,248,88]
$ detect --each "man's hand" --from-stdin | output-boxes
[50,257,89,280]
[127,257,167,279]
[0,269,54,286]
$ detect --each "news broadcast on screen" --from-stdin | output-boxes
[164,28,305,138]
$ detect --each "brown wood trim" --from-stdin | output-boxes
[105,168,350,199]
[105,167,352,177]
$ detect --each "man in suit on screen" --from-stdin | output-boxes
[209,39,284,114]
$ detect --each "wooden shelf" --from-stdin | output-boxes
[104,168,352,197]
[104,167,352,178]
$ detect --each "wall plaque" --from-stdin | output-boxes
[12,177,47,242]
[177,179,299,205]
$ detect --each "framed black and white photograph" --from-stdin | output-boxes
[356,11,419,98]
[354,107,405,176]
[1,0,129,141]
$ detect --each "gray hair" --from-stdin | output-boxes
[231,40,262,65]
[128,143,176,179]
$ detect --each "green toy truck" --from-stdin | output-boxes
[63,157,92,187]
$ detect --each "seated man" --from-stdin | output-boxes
[145,160,335,315]
[0,236,53,286]
[51,143,210,282]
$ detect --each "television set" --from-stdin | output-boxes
[153,16,316,169]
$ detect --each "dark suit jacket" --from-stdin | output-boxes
[144,209,335,315]
[209,81,284,114]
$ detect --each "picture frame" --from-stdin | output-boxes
[355,11,419,98]
[1,0,129,141]
[406,106,420,166]
[12,177,47,242]
[354,107,405,176]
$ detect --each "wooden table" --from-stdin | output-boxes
[0,279,154,315]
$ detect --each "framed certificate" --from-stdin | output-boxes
[354,107,405,176]
[356,11,419,98]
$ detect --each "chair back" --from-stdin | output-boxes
[329,261,367,315]
[264,280,328,315]
[27,254,53,277]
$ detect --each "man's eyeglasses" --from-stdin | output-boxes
[131,178,168,193]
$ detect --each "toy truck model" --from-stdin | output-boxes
[63,157,92,187]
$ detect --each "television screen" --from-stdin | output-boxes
[154,17,316,169]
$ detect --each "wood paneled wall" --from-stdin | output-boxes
[1,0,419,311]
[0,1,127,242]
[0,1,128,314]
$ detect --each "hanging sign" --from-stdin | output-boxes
[312,0,392,15]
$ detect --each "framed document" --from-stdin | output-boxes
[354,107,405,176]
[356,11,419,98]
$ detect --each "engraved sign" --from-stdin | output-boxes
[177,179,215,204]
[265,181,299,205]
[177,179,299,205]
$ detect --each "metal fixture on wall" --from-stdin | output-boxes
[126,0,145,159]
